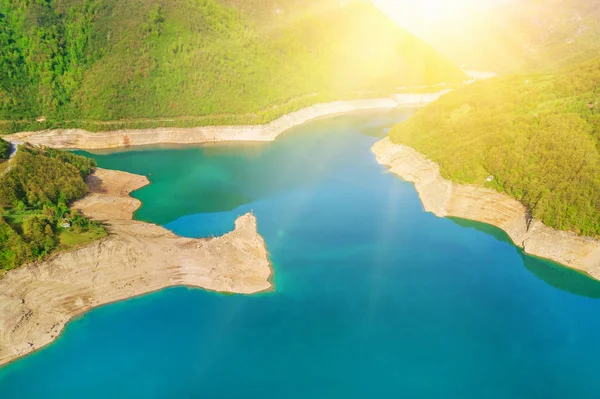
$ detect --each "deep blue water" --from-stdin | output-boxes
[2,109,600,398]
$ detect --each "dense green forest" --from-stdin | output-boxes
[420,0,600,73]
[0,144,104,269]
[389,58,600,237]
[0,137,9,159]
[0,0,464,133]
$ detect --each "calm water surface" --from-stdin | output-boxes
[2,109,600,398]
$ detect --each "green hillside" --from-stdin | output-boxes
[420,0,600,73]
[0,0,465,133]
[0,141,105,269]
[389,58,600,236]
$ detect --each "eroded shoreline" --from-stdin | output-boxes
[372,137,600,280]
[0,168,272,367]
[4,94,448,150]
[0,95,444,368]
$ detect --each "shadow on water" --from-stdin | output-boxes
[449,217,600,299]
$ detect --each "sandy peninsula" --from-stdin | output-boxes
[4,94,449,150]
[372,137,600,280]
[0,168,272,367]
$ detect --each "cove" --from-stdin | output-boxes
[2,108,600,398]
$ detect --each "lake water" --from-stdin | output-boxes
[2,109,600,398]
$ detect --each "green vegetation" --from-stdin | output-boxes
[390,58,600,237]
[0,137,9,159]
[58,226,105,247]
[0,0,465,134]
[0,144,105,269]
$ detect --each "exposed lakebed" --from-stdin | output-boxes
[2,109,600,398]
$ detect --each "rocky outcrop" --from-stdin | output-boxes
[0,168,272,366]
[4,95,449,150]
[372,137,600,280]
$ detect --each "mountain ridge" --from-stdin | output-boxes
[0,0,465,133]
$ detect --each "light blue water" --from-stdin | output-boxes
[2,109,600,398]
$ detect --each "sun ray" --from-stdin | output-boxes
[373,0,509,41]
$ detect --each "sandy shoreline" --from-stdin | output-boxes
[4,94,449,150]
[372,137,600,280]
[0,168,272,367]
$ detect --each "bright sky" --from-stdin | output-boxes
[373,0,509,40]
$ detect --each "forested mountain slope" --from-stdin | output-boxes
[0,0,464,133]
[389,58,600,236]
[417,0,600,73]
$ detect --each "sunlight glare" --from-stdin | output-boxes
[376,0,475,22]
[374,0,508,41]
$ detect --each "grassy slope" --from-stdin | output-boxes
[421,0,600,73]
[389,58,600,236]
[0,0,465,133]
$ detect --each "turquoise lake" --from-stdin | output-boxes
[2,108,600,397]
